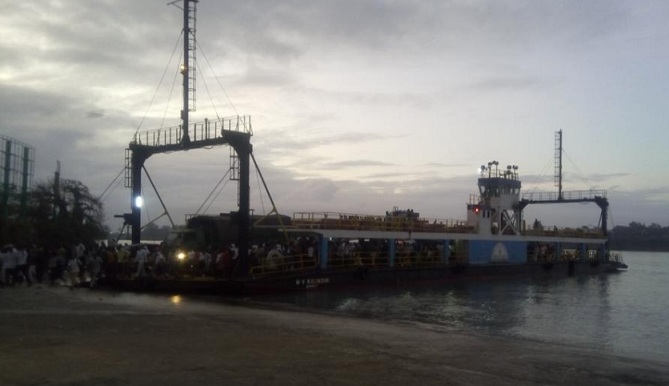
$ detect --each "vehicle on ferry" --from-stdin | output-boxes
[165,212,292,253]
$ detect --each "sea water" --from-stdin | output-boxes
[251,251,669,362]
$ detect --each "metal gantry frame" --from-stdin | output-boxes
[518,131,609,235]
[124,0,254,276]
[127,125,253,276]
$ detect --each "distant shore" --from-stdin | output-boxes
[1,285,668,386]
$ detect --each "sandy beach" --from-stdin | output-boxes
[1,285,667,386]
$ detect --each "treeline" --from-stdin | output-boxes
[609,222,669,252]
[1,178,108,247]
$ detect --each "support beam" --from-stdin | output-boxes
[129,149,148,244]
[229,134,251,277]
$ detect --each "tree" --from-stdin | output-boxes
[610,222,669,252]
[27,178,108,247]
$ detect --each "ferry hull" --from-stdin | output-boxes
[242,260,621,292]
[110,260,623,295]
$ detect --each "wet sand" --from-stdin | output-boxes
[1,285,668,386]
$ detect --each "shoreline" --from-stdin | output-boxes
[1,285,668,386]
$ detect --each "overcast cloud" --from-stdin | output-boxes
[2,0,668,233]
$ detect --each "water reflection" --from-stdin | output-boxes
[510,275,614,352]
[251,271,653,358]
[89,252,666,362]
[255,278,534,334]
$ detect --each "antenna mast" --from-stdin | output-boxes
[554,130,563,200]
[173,0,198,144]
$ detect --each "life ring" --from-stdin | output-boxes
[266,250,283,269]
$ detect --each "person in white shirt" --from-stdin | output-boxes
[134,246,149,277]
[16,246,30,286]
[88,252,103,288]
[154,250,166,277]
[66,256,80,288]
[3,245,18,286]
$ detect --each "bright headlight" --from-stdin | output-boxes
[177,252,186,260]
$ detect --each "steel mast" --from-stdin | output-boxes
[555,129,563,201]
[518,130,609,236]
[172,0,198,144]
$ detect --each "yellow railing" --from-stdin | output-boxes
[292,212,473,233]
[328,251,389,268]
[249,254,317,277]
[523,226,605,239]
[328,251,446,269]
[395,252,446,267]
[250,250,446,275]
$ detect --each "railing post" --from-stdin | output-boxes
[388,239,396,267]
[319,235,329,270]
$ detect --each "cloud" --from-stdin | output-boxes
[256,130,400,157]
[86,111,105,119]
[469,76,541,92]
[423,162,469,168]
[321,159,395,169]
[2,0,668,232]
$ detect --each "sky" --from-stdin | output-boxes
[1,0,668,234]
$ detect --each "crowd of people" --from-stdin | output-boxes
[0,237,321,288]
[1,237,452,288]
[0,242,107,289]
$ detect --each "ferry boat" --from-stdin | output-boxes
[112,157,626,294]
[234,160,625,292]
[112,1,626,294]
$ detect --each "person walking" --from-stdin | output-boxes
[134,245,149,278]
[66,255,80,288]
[3,245,18,287]
[88,251,103,288]
[16,245,31,286]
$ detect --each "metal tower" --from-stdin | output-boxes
[178,0,197,143]
[1,135,34,220]
[124,0,254,276]
[555,129,563,200]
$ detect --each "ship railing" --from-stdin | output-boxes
[329,251,389,269]
[131,115,252,147]
[530,247,607,264]
[249,253,316,277]
[292,211,473,233]
[522,226,605,239]
[328,251,446,270]
[162,249,451,278]
[556,248,609,261]
[395,251,446,268]
[521,189,607,202]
